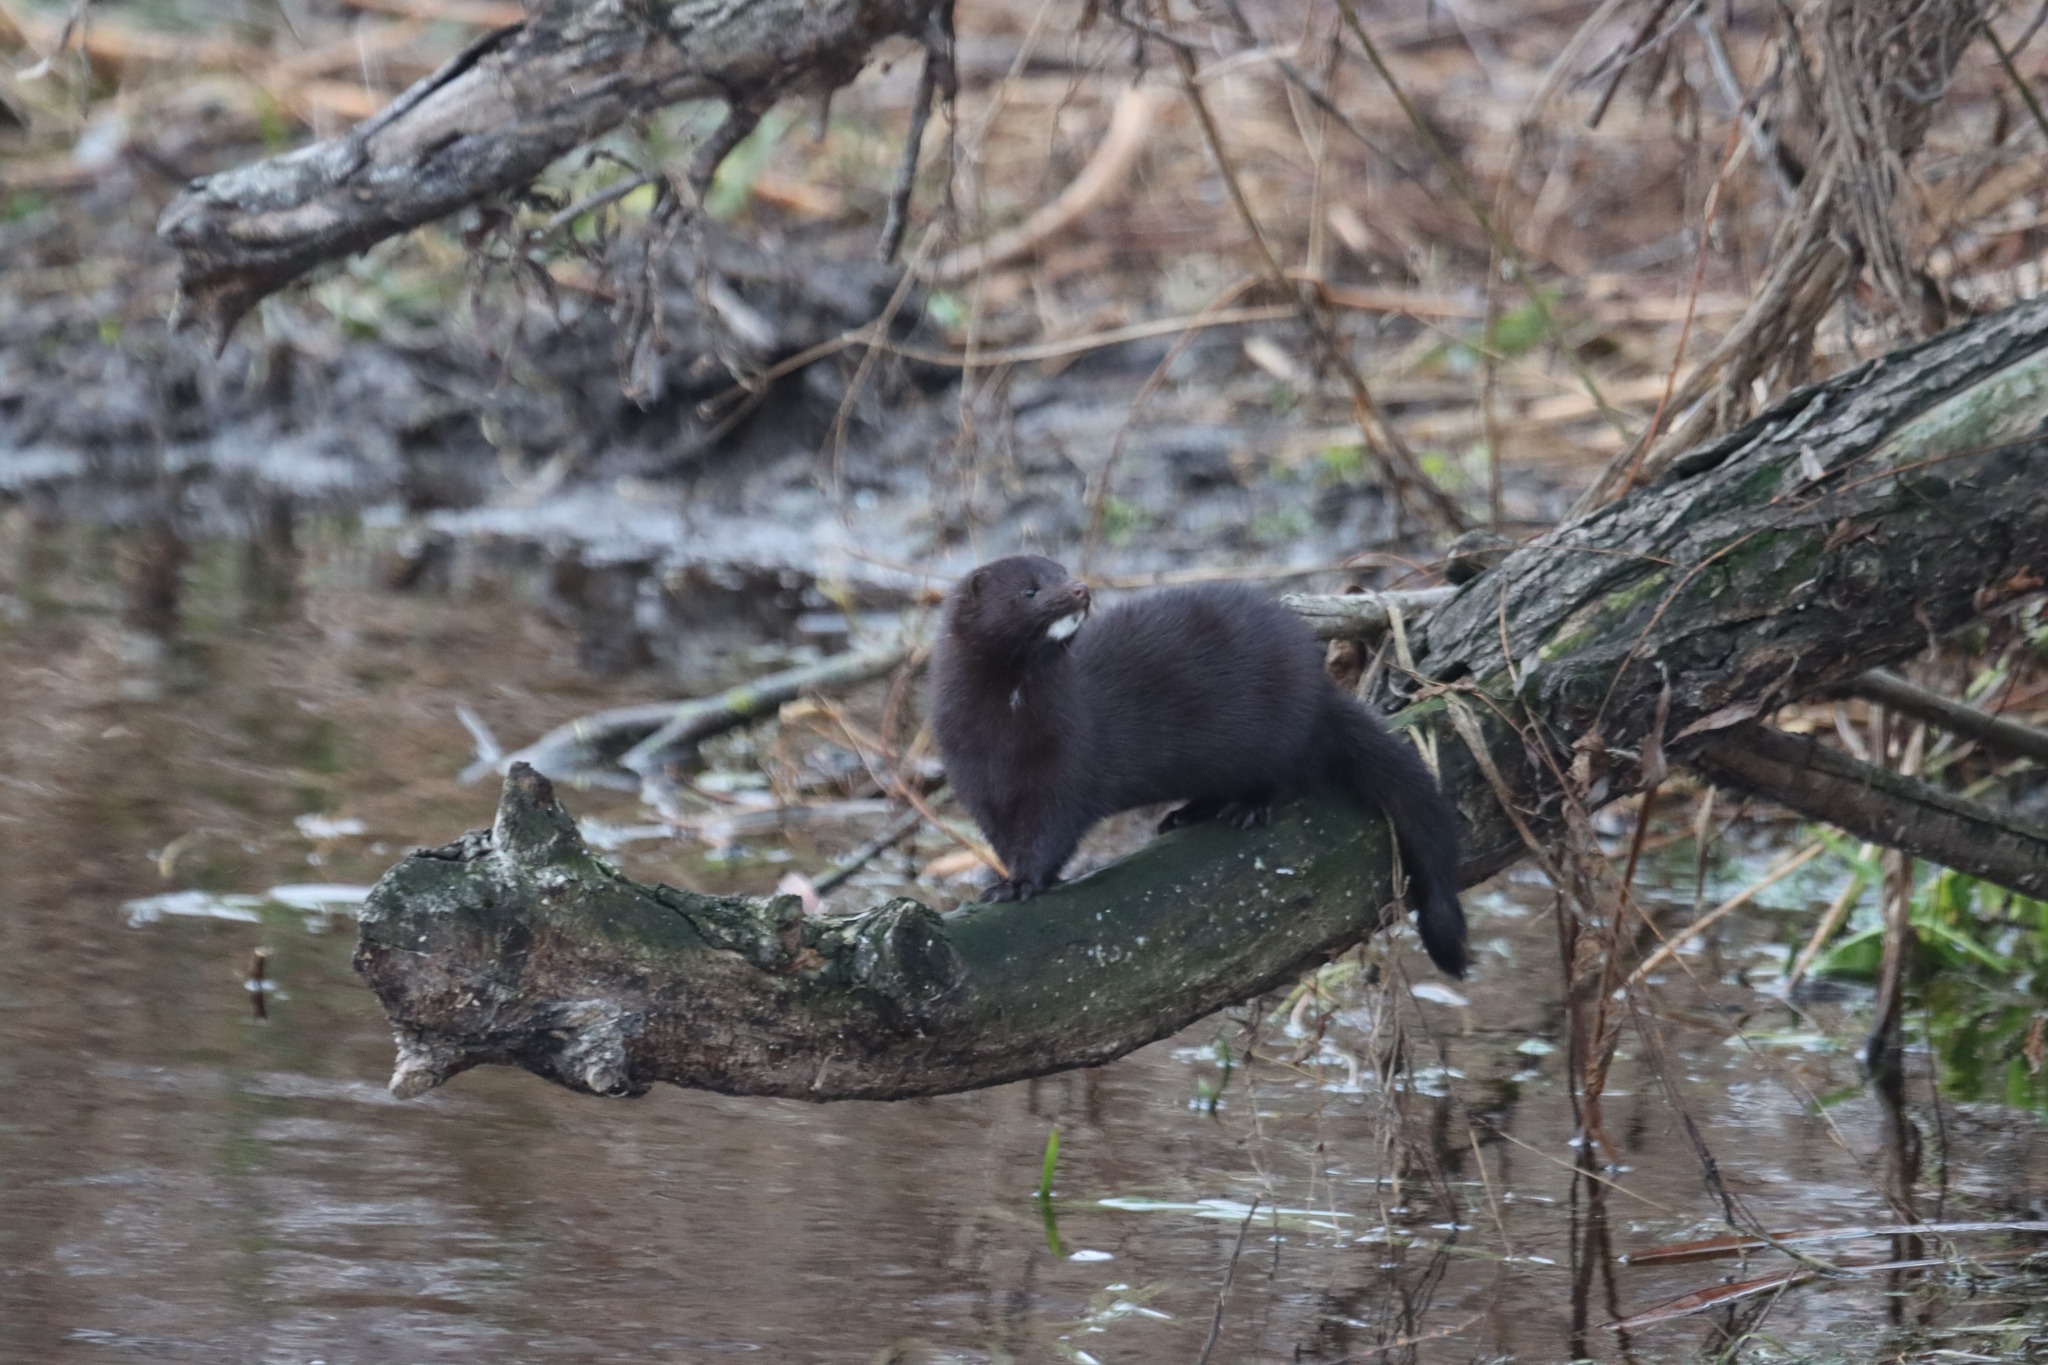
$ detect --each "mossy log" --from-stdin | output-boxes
[357,297,2048,1101]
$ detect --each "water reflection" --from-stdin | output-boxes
[2,524,2044,1363]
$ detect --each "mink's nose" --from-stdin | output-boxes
[1068,581,1091,612]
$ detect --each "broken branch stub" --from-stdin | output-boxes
[158,0,945,338]
[357,297,2048,1104]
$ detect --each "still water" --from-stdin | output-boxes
[3,524,2044,1363]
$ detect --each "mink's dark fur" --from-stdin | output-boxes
[931,555,1469,977]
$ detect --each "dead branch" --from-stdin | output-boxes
[1581,0,1987,506]
[1849,667,2048,767]
[1688,725,2048,900]
[1280,586,1459,641]
[157,0,945,338]
[488,641,912,784]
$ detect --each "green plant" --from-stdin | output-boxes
[1314,442,1365,486]
[4,189,49,221]
[1806,849,2048,1111]
[925,290,967,330]
[1490,293,1553,359]
[1193,1037,1234,1117]
[1037,1124,1060,1199]
[1249,507,1309,545]
[1098,497,1145,546]
[1037,1125,1064,1255]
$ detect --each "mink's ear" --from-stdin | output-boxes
[964,568,987,600]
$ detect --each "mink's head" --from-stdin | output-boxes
[944,556,1092,665]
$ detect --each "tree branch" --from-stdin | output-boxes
[1688,724,2048,900]
[1849,667,2048,766]
[157,0,944,338]
[1280,587,1458,641]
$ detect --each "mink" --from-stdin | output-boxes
[931,555,1469,977]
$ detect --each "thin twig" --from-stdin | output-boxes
[877,6,950,264]
[921,83,1164,285]
[1080,275,1264,573]
[1164,39,1468,532]
[1334,0,1627,442]
[1627,840,1827,984]
[1782,855,1868,994]
[1984,21,2048,157]
[620,643,912,777]
[1211,0,1419,175]
[812,801,930,895]
[532,171,653,242]
[1193,1197,1260,1365]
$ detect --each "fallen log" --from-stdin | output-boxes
[354,297,2048,1102]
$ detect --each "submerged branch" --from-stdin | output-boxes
[491,641,911,782]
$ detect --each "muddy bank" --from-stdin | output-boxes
[5,211,1597,691]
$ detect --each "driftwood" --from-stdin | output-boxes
[355,297,2048,1102]
[157,0,947,336]
[489,641,913,783]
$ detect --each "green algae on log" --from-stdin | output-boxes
[356,297,2048,1102]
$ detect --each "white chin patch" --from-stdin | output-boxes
[1046,611,1086,642]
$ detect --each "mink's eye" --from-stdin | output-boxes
[1024,586,1038,598]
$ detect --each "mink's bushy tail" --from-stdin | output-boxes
[1322,696,1469,978]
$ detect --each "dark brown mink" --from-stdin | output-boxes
[931,554,1469,977]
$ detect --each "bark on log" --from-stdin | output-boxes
[157,0,943,337]
[1412,298,2048,886]
[355,297,2048,1102]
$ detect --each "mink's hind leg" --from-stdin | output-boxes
[1157,798,1271,832]
[980,876,1055,903]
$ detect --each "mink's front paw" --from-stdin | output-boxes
[980,878,1042,903]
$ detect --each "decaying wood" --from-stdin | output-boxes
[157,0,944,337]
[1417,296,2048,885]
[356,297,2048,1103]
